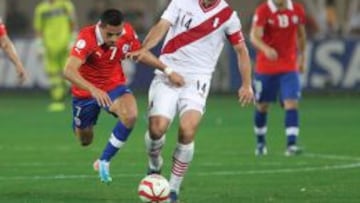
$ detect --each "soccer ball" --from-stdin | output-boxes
[138,174,170,203]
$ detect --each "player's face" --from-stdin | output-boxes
[101,24,124,46]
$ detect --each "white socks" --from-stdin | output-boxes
[145,131,165,171]
[169,142,195,193]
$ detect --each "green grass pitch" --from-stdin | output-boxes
[0,93,359,203]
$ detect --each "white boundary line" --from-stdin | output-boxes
[0,153,359,181]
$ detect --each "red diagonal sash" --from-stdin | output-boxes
[161,6,233,55]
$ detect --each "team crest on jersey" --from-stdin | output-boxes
[292,15,299,24]
[76,39,86,49]
[122,44,130,53]
[213,18,220,28]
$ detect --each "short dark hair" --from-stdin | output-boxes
[100,9,124,26]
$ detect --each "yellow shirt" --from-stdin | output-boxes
[34,0,75,50]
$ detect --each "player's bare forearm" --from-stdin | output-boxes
[234,42,254,106]
[297,26,307,54]
[63,56,96,92]
[142,19,171,50]
[234,42,252,87]
[250,26,270,53]
[250,25,278,60]
[0,36,23,69]
[138,50,185,87]
[297,25,307,72]
[138,51,167,71]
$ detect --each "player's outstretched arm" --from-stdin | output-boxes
[127,19,171,62]
[142,19,171,50]
[137,51,185,87]
[233,42,254,106]
[250,25,278,61]
[0,35,27,84]
[63,56,112,107]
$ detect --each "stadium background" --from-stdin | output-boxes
[0,0,359,203]
[1,0,359,92]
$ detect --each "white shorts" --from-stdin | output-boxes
[148,74,211,120]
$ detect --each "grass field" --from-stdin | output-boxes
[0,93,359,203]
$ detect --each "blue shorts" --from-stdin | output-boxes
[72,85,132,129]
[254,72,301,103]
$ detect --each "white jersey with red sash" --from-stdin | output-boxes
[158,0,244,76]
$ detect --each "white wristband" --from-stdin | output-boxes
[163,67,174,76]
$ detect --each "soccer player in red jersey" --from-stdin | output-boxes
[63,9,184,183]
[0,19,27,84]
[250,0,307,156]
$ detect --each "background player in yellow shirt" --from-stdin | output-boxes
[34,0,77,112]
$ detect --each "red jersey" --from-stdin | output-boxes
[70,23,141,98]
[0,19,7,37]
[252,0,305,74]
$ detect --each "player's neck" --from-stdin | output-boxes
[274,1,287,10]
[202,0,217,8]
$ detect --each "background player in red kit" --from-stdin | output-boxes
[0,19,27,84]
[63,9,184,183]
[250,0,307,156]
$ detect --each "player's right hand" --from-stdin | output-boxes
[238,85,254,107]
[264,47,278,61]
[168,72,185,87]
[90,87,112,107]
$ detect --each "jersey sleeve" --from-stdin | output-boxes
[252,6,268,27]
[123,23,141,52]
[70,32,94,60]
[297,4,306,25]
[161,0,180,25]
[0,19,7,37]
[225,12,244,45]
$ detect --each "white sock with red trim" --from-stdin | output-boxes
[169,142,194,194]
[145,131,165,171]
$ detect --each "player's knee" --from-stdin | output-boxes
[120,109,137,128]
[256,103,269,112]
[149,122,168,139]
[80,138,92,146]
[149,117,170,138]
[75,128,94,146]
[179,126,196,141]
[149,125,167,139]
[283,100,298,109]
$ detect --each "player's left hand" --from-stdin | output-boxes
[238,85,254,107]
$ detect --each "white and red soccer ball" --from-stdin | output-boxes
[138,174,170,203]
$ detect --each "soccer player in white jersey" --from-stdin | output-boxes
[127,0,254,202]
